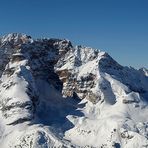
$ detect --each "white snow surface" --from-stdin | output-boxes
[0,33,147,148]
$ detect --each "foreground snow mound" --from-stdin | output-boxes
[0,33,147,148]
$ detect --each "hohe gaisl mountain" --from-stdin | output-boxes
[0,33,148,148]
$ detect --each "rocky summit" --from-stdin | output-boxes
[0,33,148,148]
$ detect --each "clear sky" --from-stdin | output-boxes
[0,0,147,69]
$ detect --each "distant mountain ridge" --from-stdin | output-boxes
[0,33,147,148]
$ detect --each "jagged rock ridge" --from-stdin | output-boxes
[0,33,147,148]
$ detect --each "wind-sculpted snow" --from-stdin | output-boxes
[0,33,147,148]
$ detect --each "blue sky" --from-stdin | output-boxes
[0,0,147,68]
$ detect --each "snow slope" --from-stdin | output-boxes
[0,33,147,148]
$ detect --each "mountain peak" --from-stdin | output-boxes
[0,34,147,148]
[0,33,33,48]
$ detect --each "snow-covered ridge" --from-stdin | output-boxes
[0,33,147,148]
[139,67,148,76]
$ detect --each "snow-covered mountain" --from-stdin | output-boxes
[0,33,147,148]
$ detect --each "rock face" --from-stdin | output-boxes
[0,33,148,148]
